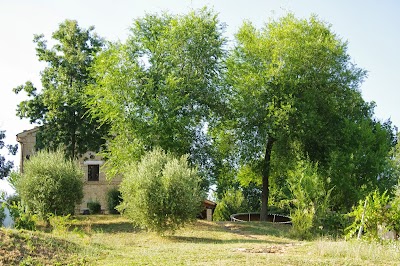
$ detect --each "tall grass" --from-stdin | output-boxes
[310,239,400,264]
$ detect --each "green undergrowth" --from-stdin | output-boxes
[1,215,399,265]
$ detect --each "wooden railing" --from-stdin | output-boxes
[230,212,291,224]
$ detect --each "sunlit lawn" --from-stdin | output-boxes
[1,215,400,265]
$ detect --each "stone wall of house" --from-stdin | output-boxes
[17,128,122,215]
[77,151,122,214]
[16,127,39,173]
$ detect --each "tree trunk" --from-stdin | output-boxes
[71,127,76,158]
[70,109,77,159]
[69,76,77,159]
[260,137,276,221]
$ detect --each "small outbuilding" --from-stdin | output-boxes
[199,199,217,221]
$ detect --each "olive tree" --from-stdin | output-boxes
[16,149,83,219]
[118,148,204,233]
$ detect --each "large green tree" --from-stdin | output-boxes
[14,20,108,158]
[87,9,225,181]
[225,14,395,220]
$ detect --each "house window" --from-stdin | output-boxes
[88,165,99,181]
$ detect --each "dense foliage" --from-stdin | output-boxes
[16,149,83,219]
[346,189,400,240]
[11,9,399,238]
[13,20,108,158]
[8,200,37,230]
[0,204,5,226]
[0,130,17,179]
[221,14,396,220]
[118,148,204,233]
[213,189,248,221]
[87,8,225,185]
[286,157,332,239]
[106,188,122,214]
[87,201,101,214]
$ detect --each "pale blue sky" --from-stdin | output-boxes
[1,0,399,192]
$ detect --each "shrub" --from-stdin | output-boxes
[118,148,204,234]
[87,200,101,214]
[107,188,122,214]
[213,189,248,221]
[319,211,350,238]
[48,214,73,235]
[0,203,5,226]
[287,158,332,239]
[6,194,20,206]
[15,149,84,220]
[8,201,36,230]
[346,190,398,240]
[290,206,314,240]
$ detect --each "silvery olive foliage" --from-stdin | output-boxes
[16,149,83,218]
[118,148,204,234]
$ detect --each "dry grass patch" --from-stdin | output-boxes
[0,228,87,265]
[309,240,400,265]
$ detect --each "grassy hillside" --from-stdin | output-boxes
[1,215,399,265]
[0,228,87,265]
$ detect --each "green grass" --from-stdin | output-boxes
[1,215,399,265]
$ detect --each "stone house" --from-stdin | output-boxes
[16,127,121,214]
[16,127,217,219]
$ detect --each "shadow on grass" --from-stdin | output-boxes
[166,235,290,245]
[205,221,292,239]
[236,222,292,238]
[71,221,138,234]
[66,215,139,234]
[164,220,293,245]
[92,222,138,233]
[69,217,292,240]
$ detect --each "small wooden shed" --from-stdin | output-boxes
[199,199,217,221]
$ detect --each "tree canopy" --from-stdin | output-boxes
[87,8,226,182]
[10,11,398,229]
[224,14,395,219]
[13,20,109,158]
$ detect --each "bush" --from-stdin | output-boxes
[346,190,398,240]
[0,203,5,226]
[319,211,350,238]
[287,158,333,239]
[87,200,101,214]
[48,214,73,235]
[107,188,122,214]
[15,149,84,220]
[6,194,21,206]
[290,206,314,240]
[8,201,36,230]
[118,148,204,234]
[213,189,248,221]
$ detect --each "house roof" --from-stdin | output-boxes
[16,127,40,142]
[203,199,217,208]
